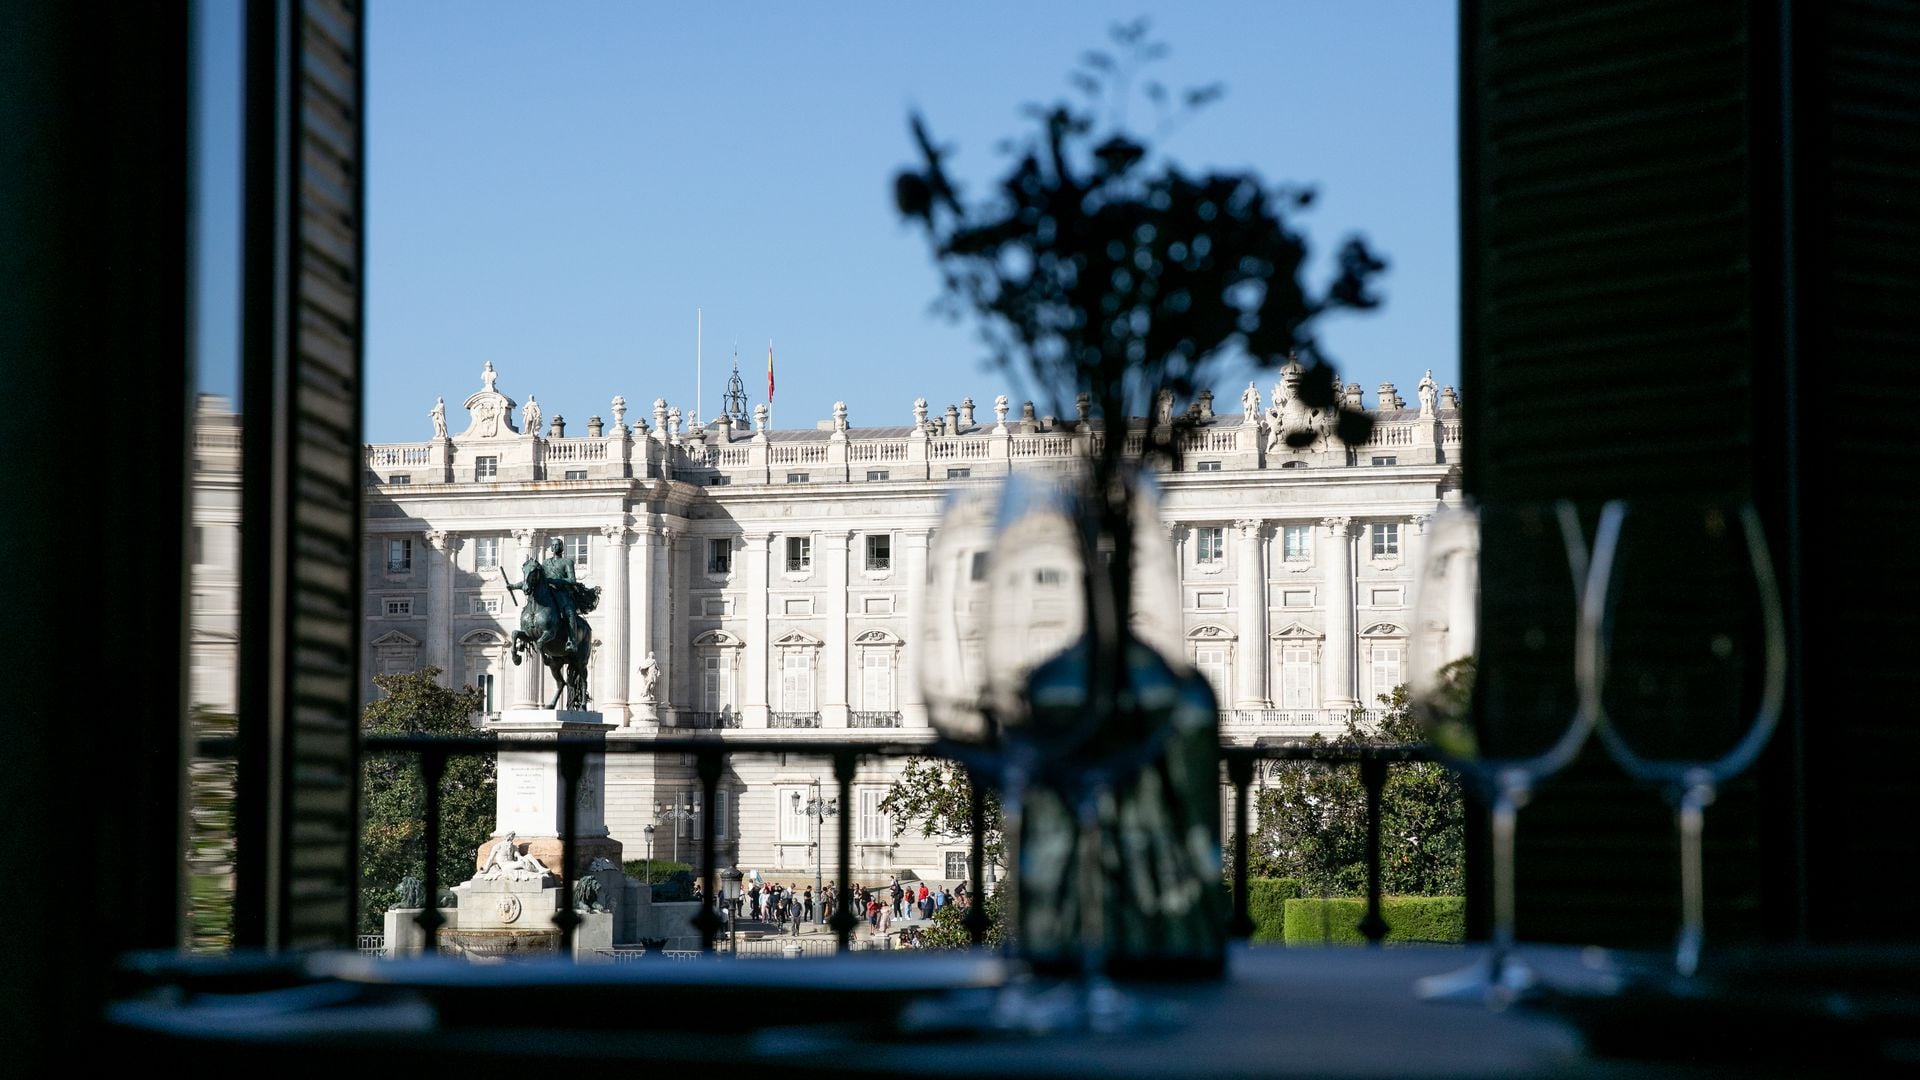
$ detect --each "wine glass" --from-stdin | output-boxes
[1581,499,1787,978]
[1408,500,1599,1004]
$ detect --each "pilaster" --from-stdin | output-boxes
[819,529,851,727]
[898,529,930,728]
[741,533,771,727]
[597,523,631,725]
[1320,516,1358,709]
[1234,519,1269,709]
[424,530,459,680]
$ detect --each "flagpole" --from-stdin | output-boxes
[696,308,702,426]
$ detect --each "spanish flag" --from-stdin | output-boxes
[766,340,775,402]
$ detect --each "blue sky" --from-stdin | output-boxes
[197,2,1457,443]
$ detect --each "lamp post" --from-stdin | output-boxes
[642,824,655,885]
[655,800,695,866]
[790,780,837,925]
[720,866,743,955]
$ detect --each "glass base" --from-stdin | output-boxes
[1414,951,1537,1009]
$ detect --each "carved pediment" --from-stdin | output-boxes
[1360,623,1406,637]
[1271,622,1324,640]
[459,629,504,646]
[693,630,744,648]
[459,362,520,440]
[1186,624,1236,640]
[371,630,421,649]
[854,629,903,645]
[772,629,823,648]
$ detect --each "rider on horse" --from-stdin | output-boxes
[505,537,600,710]
[509,537,600,647]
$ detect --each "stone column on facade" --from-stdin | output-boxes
[649,524,676,721]
[1320,516,1359,710]
[1233,519,1269,709]
[667,527,691,716]
[424,530,459,681]
[628,523,657,726]
[509,527,542,708]
[741,533,771,727]
[596,523,631,726]
[898,529,930,727]
[1404,513,1431,586]
[819,529,851,727]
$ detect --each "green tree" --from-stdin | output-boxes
[905,890,1008,951]
[359,667,494,933]
[1247,684,1465,898]
[186,705,237,953]
[878,757,1004,873]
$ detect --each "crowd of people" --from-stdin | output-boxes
[725,875,971,936]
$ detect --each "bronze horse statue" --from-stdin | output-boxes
[505,549,596,710]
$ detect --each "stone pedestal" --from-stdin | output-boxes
[452,874,564,931]
[480,709,624,876]
[383,905,455,958]
[573,910,615,961]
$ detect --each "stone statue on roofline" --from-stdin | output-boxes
[523,395,542,438]
[430,397,447,438]
[1241,382,1261,424]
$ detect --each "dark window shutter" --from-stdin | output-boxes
[1464,0,1920,946]
[236,0,366,950]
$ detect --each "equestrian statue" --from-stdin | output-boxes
[504,536,599,710]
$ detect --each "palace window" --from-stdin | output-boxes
[389,473,411,485]
[786,536,811,572]
[778,786,810,844]
[1283,525,1312,562]
[969,551,988,582]
[947,467,971,479]
[474,536,500,570]
[475,672,496,715]
[865,533,891,571]
[565,533,589,568]
[474,455,498,479]
[383,597,411,617]
[1197,460,1222,472]
[857,787,892,843]
[787,472,810,484]
[563,468,587,480]
[1193,644,1232,705]
[469,595,502,616]
[1196,526,1225,564]
[1034,568,1062,586]
[1281,646,1316,709]
[1370,642,1405,701]
[780,651,814,712]
[945,851,969,880]
[708,538,731,575]
[700,654,731,713]
[866,469,889,481]
[1371,455,1397,466]
[861,648,895,711]
[1372,522,1401,559]
[386,538,412,573]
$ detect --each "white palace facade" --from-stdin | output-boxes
[334,363,1462,885]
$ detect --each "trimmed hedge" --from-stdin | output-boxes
[1280,896,1466,946]
[1246,878,1304,944]
[623,859,693,883]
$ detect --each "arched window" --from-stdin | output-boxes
[460,629,506,716]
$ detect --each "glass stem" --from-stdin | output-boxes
[1489,778,1524,980]
[1674,774,1715,978]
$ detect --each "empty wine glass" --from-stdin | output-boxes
[1582,499,1787,978]
[1408,500,1599,1004]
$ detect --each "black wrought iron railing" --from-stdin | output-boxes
[848,710,902,728]
[194,733,1433,958]
[679,711,741,730]
[768,711,821,729]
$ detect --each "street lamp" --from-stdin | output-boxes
[655,800,695,865]
[790,780,838,925]
[642,824,655,885]
[720,866,743,955]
